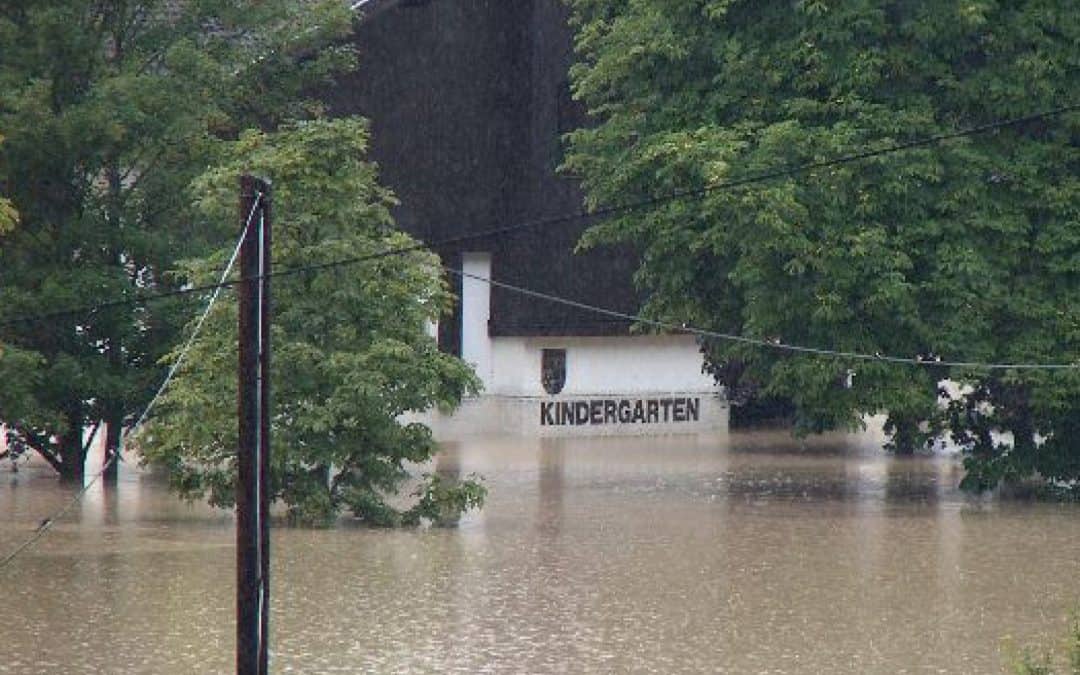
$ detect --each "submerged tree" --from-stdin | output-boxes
[138,119,485,526]
[564,1,1080,487]
[0,132,35,456]
[0,1,355,481]
[0,134,13,235]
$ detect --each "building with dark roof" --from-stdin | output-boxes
[329,0,726,435]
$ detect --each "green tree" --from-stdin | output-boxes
[138,119,485,526]
[0,133,14,235]
[0,194,12,234]
[0,1,355,481]
[564,1,1080,485]
[1005,610,1080,674]
[0,132,34,460]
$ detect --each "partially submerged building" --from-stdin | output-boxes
[330,0,726,436]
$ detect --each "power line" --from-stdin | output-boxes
[0,104,1074,569]
[0,102,1074,329]
[444,266,1080,371]
[0,196,261,574]
[267,102,1080,278]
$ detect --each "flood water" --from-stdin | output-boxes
[2,429,1079,674]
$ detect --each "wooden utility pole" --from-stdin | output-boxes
[237,175,272,675]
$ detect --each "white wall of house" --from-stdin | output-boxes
[460,250,716,398]
[461,252,494,386]
[489,334,715,397]
[420,251,728,439]
[415,391,728,439]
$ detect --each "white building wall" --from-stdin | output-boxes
[460,252,493,388]
[415,251,728,439]
[489,334,716,396]
[418,392,727,439]
[410,332,727,439]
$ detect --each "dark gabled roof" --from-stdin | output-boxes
[326,0,641,338]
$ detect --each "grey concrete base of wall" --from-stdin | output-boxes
[406,393,729,440]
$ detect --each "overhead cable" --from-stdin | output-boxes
[444,266,1080,371]
[0,194,263,574]
[0,102,1074,329]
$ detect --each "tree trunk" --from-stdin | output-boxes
[103,416,122,484]
[1010,400,1037,479]
[57,412,86,484]
[885,412,924,455]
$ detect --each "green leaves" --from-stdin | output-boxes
[139,119,484,526]
[565,0,1080,475]
[0,197,14,237]
[0,0,358,479]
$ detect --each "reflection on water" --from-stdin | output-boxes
[2,430,1079,674]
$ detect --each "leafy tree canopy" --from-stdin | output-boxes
[0,133,14,235]
[0,0,356,480]
[0,193,13,234]
[0,131,27,432]
[564,0,1080,489]
[139,118,484,526]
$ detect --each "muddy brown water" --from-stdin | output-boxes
[2,429,1078,674]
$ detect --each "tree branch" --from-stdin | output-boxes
[33,450,62,472]
[18,429,63,472]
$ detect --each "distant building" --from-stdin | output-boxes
[329,0,726,436]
